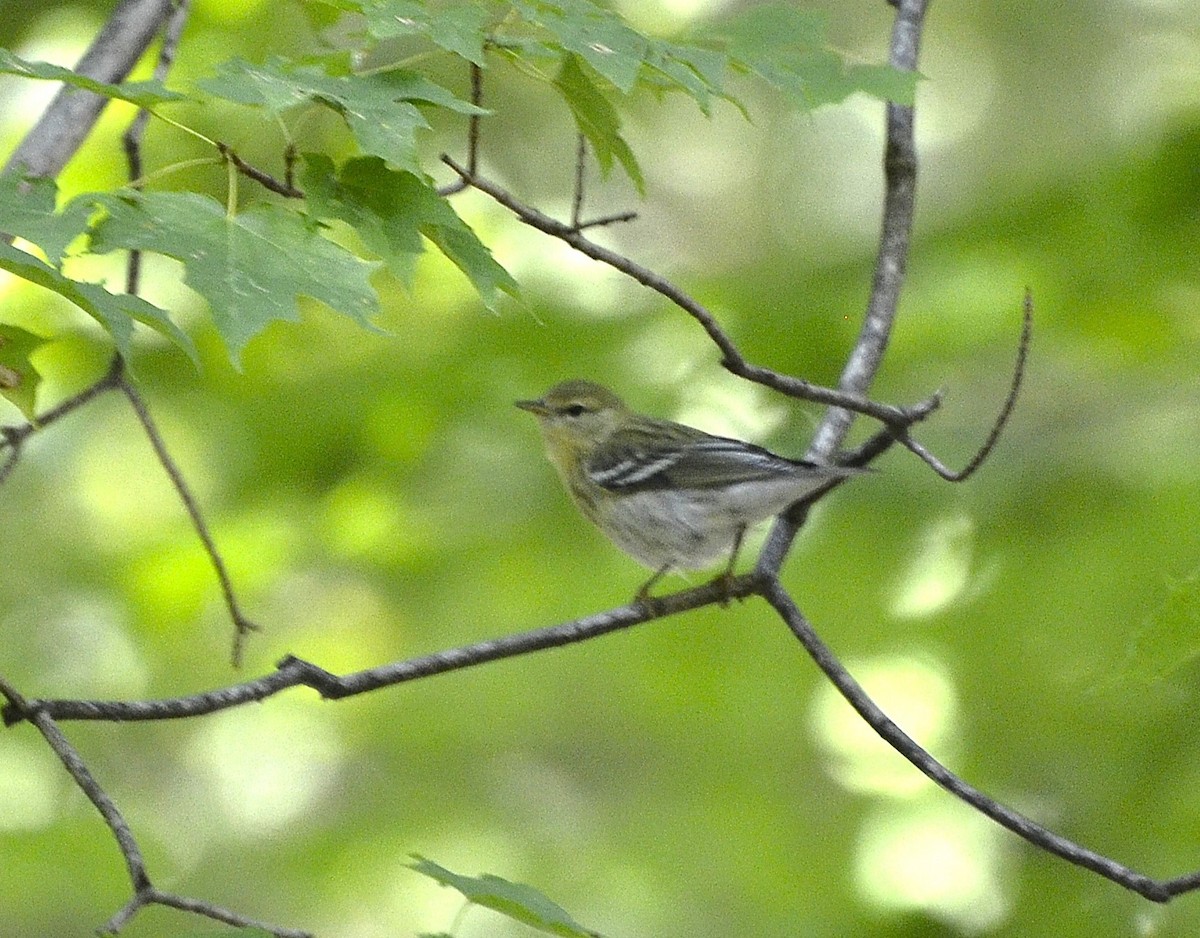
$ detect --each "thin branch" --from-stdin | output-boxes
[0,675,311,937]
[0,428,19,485]
[0,676,150,892]
[571,133,586,229]
[10,562,1200,903]
[756,577,1181,902]
[568,136,639,229]
[900,288,1032,480]
[468,61,482,176]
[759,0,928,572]
[217,143,304,199]
[808,0,928,458]
[574,209,639,231]
[440,154,931,430]
[115,374,259,666]
[284,142,297,193]
[0,355,125,484]
[122,0,189,295]
[102,887,314,937]
[5,576,757,726]
[112,0,257,663]
[438,60,484,198]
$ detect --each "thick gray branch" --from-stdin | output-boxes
[807,0,928,457]
[3,0,176,179]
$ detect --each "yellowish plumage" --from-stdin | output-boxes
[517,380,856,598]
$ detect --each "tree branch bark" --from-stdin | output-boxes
[2,0,177,180]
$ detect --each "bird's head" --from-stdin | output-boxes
[516,379,629,458]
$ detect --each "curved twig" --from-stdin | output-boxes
[901,288,1032,480]
[116,374,259,666]
[118,10,257,667]
[437,60,483,198]
[217,142,304,199]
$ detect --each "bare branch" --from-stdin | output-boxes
[438,61,484,198]
[572,133,587,229]
[9,563,1200,904]
[217,143,304,199]
[109,0,256,664]
[901,288,1033,480]
[102,888,314,937]
[122,0,189,295]
[115,375,260,666]
[0,675,150,892]
[808,0,928,458]
[0,355,125,484]
[5,576,759,726]
[441,154,931,429]
[2,0,177,181]
[0,427,19,485]
[0,674,311,936]
[574,209,638,230]
[757,578,1183,902]
[758,0,929,572]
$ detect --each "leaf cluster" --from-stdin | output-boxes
[0,0,912,416]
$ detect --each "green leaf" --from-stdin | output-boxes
[514,0,648,94]
[197,56,485,173]
[410,855,603,938]
[719,6,827,53]
[0,323,47,418]
[83,191,380,364]
[716,6,916,108]
[553,54,643,192]
[639,40,730,116]
[0,172,94,264]
[1121,569,1200,682]
[299,0,358,33]
[845,62,919,106]
[0,240,194,363]
[359,0,491,65]
[302,154,517,307]
[0,48,183,108]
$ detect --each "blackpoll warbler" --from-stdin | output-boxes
[517,379,857,599]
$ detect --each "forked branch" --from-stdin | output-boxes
[0,676,310,937]
[440,153,934,432]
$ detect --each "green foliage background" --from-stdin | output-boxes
[2,1,1199,936]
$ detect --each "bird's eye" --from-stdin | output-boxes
[563,403,588,417]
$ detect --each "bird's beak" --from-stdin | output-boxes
[515,397,548,416]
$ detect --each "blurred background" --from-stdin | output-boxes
[2,0,1199,935]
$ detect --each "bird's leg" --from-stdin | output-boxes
[635,564,671,607]
[714,525,746,606]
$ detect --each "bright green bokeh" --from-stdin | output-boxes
[2,2,1199,937]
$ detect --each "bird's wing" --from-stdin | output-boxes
[586,428,819,492]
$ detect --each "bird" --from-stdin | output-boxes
[516,379,859,601]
